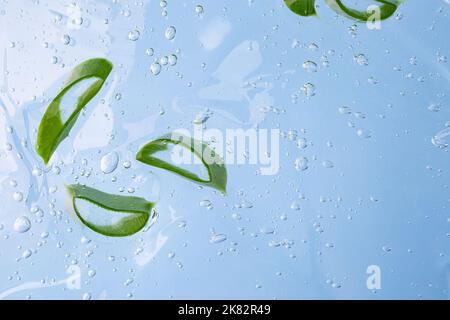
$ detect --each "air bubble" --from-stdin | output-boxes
[354,54,369,66]
[13,191,24,202]
[195,5,204,15]
[128,31,141,42]
[61,34,71,45]
[165,26,176,40]
[101,152,119,174]
[168,54,178,66]
[294,157,308,171]
[300,83,315,98]
[432,128,450,149]
[14,216,31,233]
[210,233,227,244]
[150,62,161,75]
[302,60,317,73]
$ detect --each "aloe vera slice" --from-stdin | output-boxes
[66,184,155,237]
[136,133,227,193]
[284,0,317,17]
[325,0,402,22]
[284,0,402,21]
[36,58,113,164]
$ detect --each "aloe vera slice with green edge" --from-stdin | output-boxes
[284,0,317,17]
[325,0,403,22]
[136,133,227,193]
[66,184,155,237]
[36,58,113,164]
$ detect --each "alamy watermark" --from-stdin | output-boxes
[366,5,383,30]
[169,126,280,176]
[366,265,382,290]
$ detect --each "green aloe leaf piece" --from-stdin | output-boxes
[284,0,403,21]
[36,58,113,164]
[66,184,155,237]
[284,0,317,17]
[136,133,227,193]
[325,0,403,22]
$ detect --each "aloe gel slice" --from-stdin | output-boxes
[36,58,113,164]
[325,0,402,22]
[136,133,227,193]
[284,0,402,21]
[284,0,317,17]
[66,184,155,237]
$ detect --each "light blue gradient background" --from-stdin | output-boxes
[0,0,449,299]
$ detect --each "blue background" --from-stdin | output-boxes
[0,0,449,299]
